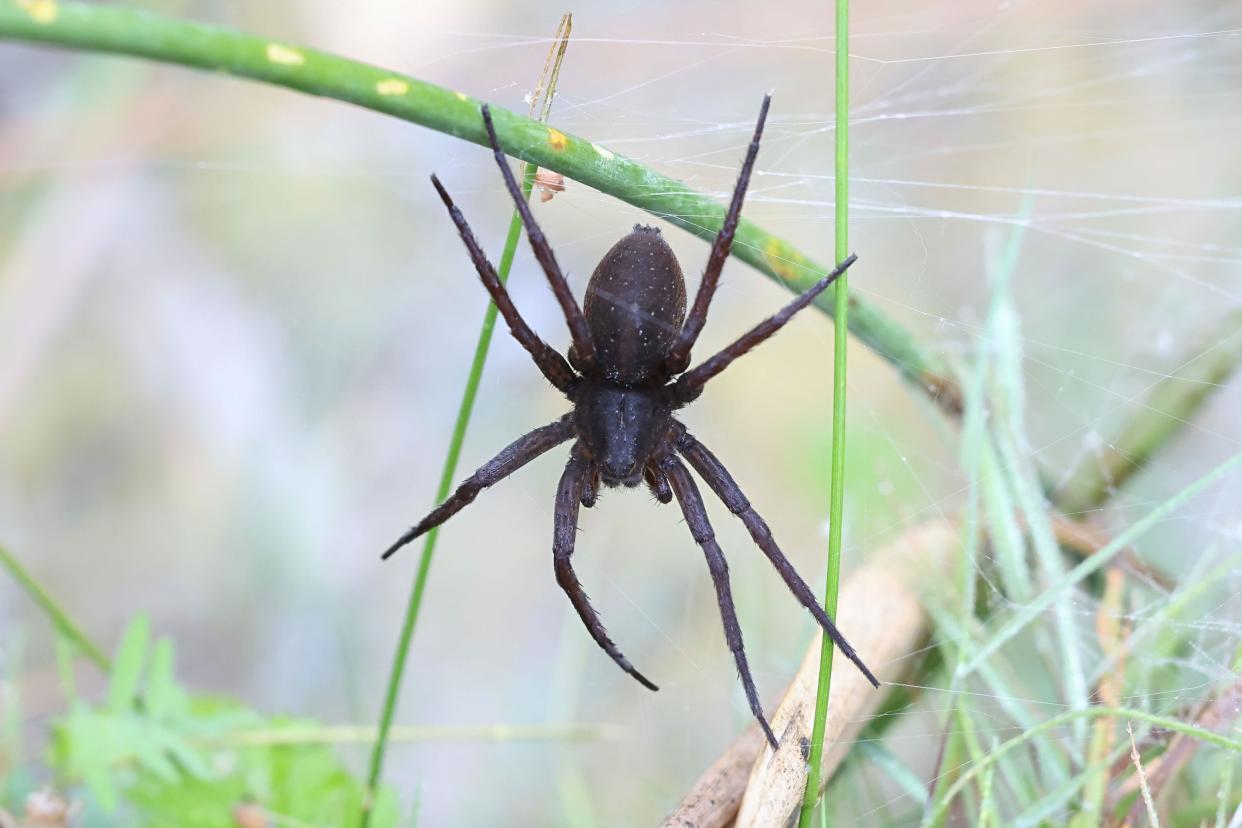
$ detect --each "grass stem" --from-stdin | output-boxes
[0,0,958,415]
[359,16,572,825]
[0,542,109,671]
[798,0,851,823]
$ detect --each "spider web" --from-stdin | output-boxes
[1,0,1241,824]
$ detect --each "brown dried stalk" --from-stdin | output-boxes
[1112,675,1242,825]
[662,520,959,828]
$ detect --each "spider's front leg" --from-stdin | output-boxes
[660,453,779,750]
[673,253,857,404]
[429,174,577,393]
[480,106,599,377]
[555,445,658,691]
[664,94,772,375]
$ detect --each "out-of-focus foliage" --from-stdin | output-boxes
[42,616,404,827]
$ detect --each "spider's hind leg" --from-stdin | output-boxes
[673,425,880,688]
[381,414,576,560]
[661,453,779,750]
[556,445,658,691]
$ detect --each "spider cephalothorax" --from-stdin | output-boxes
[383,96,876,748]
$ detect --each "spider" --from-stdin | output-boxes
[383,95,877,748]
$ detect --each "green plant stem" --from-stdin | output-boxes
[1054,308,1242,515]
[360,14,572,814]
[0,542,109,671]
[224,722,610,747]
[360,169,537,826]
[921,706,1242,828]
[0,0,959,416]
[798,1,851,823]
[961,443,1242,678]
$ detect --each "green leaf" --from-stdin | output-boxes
[48,618,406,827]
[145,637,185,719]
[108,614,150,712]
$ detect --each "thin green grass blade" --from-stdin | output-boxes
[922,706,1242,827]
[0,542,109,671]
[106,614,150,712]
[983,219,1089,745]
[977,740,999,828]
[924,600,1066,801]
[855,742,930,809]
[798,0,851,823]
[360,17,573,825]
[958,446,1242,678]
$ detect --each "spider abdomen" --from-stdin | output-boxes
[582,225,687,384]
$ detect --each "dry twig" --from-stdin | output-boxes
[662,520,959,828]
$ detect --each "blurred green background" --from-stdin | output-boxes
[2,0,1240,824]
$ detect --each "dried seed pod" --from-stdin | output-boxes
[535,168,565,202]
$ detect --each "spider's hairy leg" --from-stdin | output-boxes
[661,454,779,750]
[381,414,576,560]
[556,445,659,691]
[673,425,880,688]
[429,174,577,393]
[479,105,599,375]
[664,94,772,376]
[673,253,858,405]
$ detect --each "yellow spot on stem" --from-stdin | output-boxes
[265,43,305,66]
[18,0,57,24]
[454,91,469,102]
[764,238,800,282]
[547,128,568,151]
[592,143,614,160]
[375,78,409,96]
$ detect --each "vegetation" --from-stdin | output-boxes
[2,2,1239,826]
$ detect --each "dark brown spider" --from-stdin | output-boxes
[383,96,877,748]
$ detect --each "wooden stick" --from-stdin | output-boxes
[661,520,959,828]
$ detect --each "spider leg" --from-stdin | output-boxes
[556,445,658,691]
[479,105,599,375]
[430,175,576,392]
[381,414,576,560]
[672,253,858,405]
[673,425,880,688]
[661,454,778,750]
[664,95,771,376]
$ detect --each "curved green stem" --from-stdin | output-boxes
[1055,308,1242,514]
[0,0,959,415]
